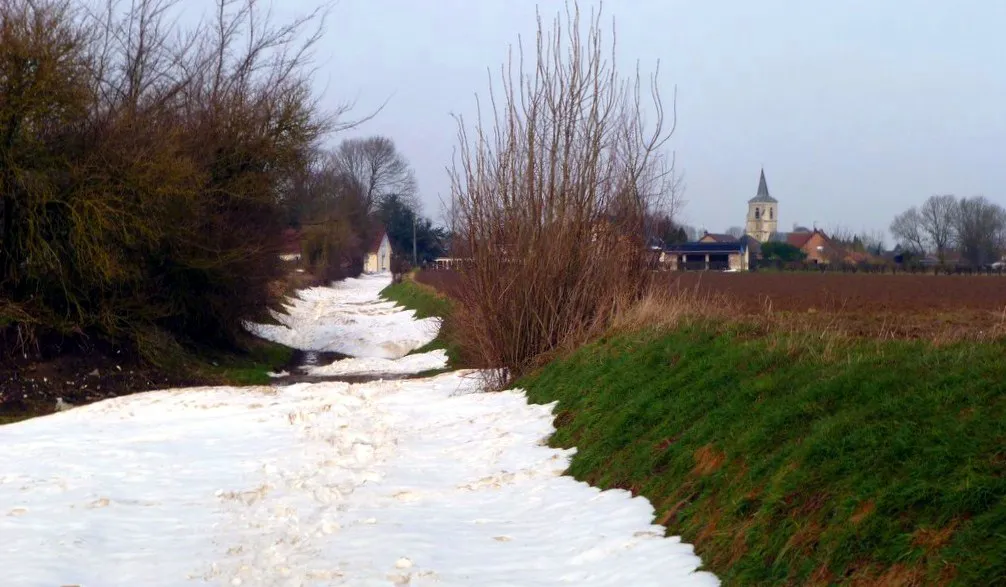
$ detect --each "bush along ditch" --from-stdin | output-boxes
[0,0,332,407]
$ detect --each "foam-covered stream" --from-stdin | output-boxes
[0,272,717,586]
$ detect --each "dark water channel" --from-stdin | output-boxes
[1,349,428,426]
[268,349,433,385]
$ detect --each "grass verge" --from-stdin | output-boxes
[516,321,1006,585]
[201,336,296,386]
[380,272,461,371]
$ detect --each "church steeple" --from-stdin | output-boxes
[745,168,779,242]
[749,168,777,204]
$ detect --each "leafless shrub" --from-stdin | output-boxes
[448,1,676,386]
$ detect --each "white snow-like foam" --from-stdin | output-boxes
[307,349,449,377]
[1,271,718,586]
[246,272,440,359]
[0,372,716,586]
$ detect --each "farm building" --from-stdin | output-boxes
[364,229,392,273]
[699,232,738,244]
[662,241,749,271]
[781,229,861,265]
[700,231,763,262]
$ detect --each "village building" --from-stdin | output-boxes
[783,229,845,264]
[661,241,749,272]
[660,168,886,271]
[364,228,392,273]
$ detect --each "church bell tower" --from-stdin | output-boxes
[745,168,778,242]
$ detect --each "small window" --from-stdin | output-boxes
[755,207,761,219]
[769,208,774,220]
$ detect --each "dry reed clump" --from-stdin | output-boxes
[608,284,738,334]
[448,1,679,387]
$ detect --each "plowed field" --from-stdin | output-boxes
[658,272,1006,313]
[417,269,1006,339]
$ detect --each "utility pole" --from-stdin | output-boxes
[412,212,418,267]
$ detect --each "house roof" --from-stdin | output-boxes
[742,234,762,256]
[844,250,875,264]
[700,233,739,243]
[666,241,746,254]
[787,231,815,249]
[367,228,387,254]
[748,168,778,204]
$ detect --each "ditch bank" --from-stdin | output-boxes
[515,324,1006,585]
[411,270,1006,585]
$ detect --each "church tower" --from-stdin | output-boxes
[745,168,778,242]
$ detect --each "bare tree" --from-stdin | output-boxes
[919,194,957,263]
[329,136,417,213]
[828,225,854,246]
[860,229,885,255]
[828,225,885,255]
[889,207,926,254]
[448,1,674,384]
[726,226,745,239]
[954,195,1006,266]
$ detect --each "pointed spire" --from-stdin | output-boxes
[748,167,778,204]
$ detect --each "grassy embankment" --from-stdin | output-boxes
[516,322,1006,585]
[379,271,460,373]
[202,338,295,386]
[411,272,1006,584]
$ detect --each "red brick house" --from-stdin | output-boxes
[785,229,845,265]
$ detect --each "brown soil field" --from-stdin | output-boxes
[658,272,1006,313]
[417,269,1006,340]
[416,269,465,300]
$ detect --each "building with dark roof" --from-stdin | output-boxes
[661,241,749,271]
[698,232,739,243]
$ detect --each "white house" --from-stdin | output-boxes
[364,229,392,273]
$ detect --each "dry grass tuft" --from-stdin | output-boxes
[609,284,736,334]
[692,444,727,477]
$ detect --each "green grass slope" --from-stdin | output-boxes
[517,324,1006,585]
[380,274,460,370]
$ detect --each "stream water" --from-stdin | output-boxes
[0,349,427,426]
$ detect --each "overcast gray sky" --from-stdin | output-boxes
[279,0,1004,238]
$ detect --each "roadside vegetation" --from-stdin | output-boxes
[202,339,295,387]
[446,2,681,386]
[0,0,449,414]
[0,0,334,372]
